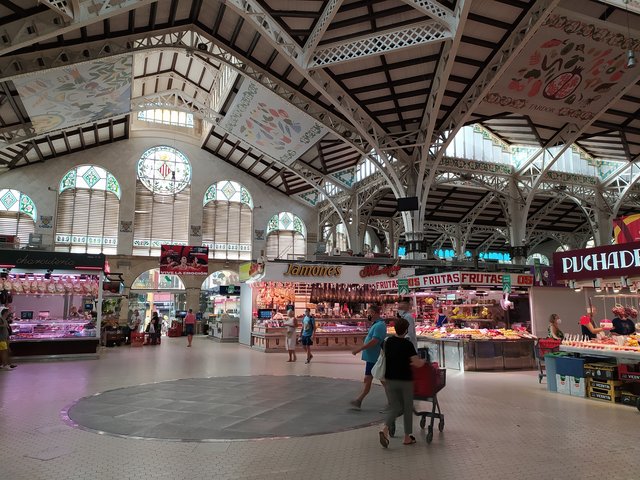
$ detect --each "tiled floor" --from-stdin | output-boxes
[2,336,639,480]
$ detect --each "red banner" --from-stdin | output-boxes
[160,245,208,275]
[613,214,640,244]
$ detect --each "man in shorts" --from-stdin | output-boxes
[350,304,387,409]
[301,308,315,363]
[184,308,197,347]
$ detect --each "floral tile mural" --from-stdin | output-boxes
[14,56,132,134]
[482,9,639,128]
[220,80,328,165]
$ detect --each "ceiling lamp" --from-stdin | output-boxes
[625,0,636,68]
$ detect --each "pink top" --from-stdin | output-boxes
[184,313,196,325]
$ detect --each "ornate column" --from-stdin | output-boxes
[594,191,614,246]
[507,177,527,264]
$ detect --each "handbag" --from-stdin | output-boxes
[371,341,386,380]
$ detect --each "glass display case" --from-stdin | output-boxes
[11,319,96,340]
[251,318,369,352]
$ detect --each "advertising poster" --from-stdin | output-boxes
[160,245,209,275]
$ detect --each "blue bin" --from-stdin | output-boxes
[556,356,585,377]
[544,352,570,392]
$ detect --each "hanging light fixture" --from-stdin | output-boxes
[625,0,636,68]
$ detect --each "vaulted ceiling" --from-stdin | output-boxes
[0,0,639,249]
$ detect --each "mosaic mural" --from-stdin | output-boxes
[220,80,328,165]
[483,9,640,127]
[14,56,132,134]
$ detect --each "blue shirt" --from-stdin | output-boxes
[301,315,315,337]
[436,314,448,327]
[362,319,387,363]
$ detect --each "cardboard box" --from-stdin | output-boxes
[569,377,586,397]
[556,374,571,395]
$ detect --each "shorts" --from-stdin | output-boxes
[185,324,195,335]
[301,336,313,346]
[365,361,376,376]
[0,341,8,351]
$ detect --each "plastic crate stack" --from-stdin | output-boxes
[584,363,621,403]
[618,363,640,408]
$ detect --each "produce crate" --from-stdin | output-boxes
[618,363,640,382]
[584,362,618,381]
[587,378,622,403]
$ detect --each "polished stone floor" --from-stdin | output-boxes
[67,375,386,440]
[2,336,639,480]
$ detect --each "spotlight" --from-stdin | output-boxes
[44,269,53,279]
[197,42,208,51]
[628,49,636,68]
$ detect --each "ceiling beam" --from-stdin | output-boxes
[302,0,344,65]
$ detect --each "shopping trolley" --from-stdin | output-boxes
[389,349,447,444]
[535,338,562,383]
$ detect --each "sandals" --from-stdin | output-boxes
[378,430,390,449]
[403,435,416,445]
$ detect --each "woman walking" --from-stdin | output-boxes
[378,317,424,447]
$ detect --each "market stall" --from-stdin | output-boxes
[242,261,413,352]
[200,270,240,341]
[0,250,105,358]
[546,242,640,408]
[373,271,536,370]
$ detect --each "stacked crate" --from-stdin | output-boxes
[584,363,621,404]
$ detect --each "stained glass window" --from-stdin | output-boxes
[133,146,191,256]
[137,146,191,195]
[265,212,306,260]
[55,166,119,254]
[0,189,36,247]
[202,181,253,260]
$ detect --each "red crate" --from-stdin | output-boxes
[619,363,640,382]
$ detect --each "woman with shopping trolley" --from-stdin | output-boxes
[378,316,425,448]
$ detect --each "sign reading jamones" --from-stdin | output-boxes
[553,240,640,281]
[374,271,534,291]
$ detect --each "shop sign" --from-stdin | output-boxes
[284,264,342,277]
[502,274,511,293]
[0,250,105,270]
[372,272,534,290]
[553,240,640,281]
[359,264,401,278]
[398,278,409,295]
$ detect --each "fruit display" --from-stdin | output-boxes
[417,326,534,341]
[561,334,640,353]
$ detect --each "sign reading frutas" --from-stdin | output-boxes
[284,264,342,277]
[553,240,640,281]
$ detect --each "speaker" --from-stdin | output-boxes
[397,196,419,211]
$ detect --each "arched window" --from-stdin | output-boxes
[266,212,306,260]
[202,181,253,260]
[131,268,185,290]
[133,146,191,256]
[201,270,240,289]
[55,166,120,254]
[526,253,550,266]
[0,189,36,247]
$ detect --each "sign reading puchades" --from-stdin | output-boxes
[553,240,640,281]
[373,272,534,291]
[159,245,208,275]
[0,250,105,271]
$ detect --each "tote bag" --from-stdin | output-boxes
[371,341,386,380]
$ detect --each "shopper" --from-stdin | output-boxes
[378,316,424,448]
[547,314,564,340]
[150,311,161,345]
[397,301,417,349]
[579,313,603,339]
[0,307,16,370]
[301,308,315,363]
[184,308,197,347]
[283,310,298,362]
[350,304,387,410]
